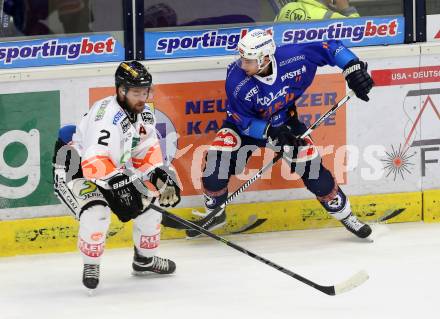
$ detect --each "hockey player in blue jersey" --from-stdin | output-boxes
[186,29,374,239]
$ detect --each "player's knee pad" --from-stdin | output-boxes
[203,126,243,186]
[209,127,242,153]
[78,204,111,263]
[133,209,162,257]
[317,186,351,220]
[54,177,108,219]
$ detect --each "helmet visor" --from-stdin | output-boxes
[235,54,259,70]
[125,86,153,101]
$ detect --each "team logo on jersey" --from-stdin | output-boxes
[334,46,345,56]
[233,76,251,97]
[112,110,124,125]
[71,179,103,201]
[245,86,259,101]
[279,55,306,67]
[120,117,131,133]
[256,85,289,106]
[141,112,154,125]
[79,181,97,196]
[131,137,140,149]
[94,100,110,121]
[210,128,241,151]
[281,65,307,82]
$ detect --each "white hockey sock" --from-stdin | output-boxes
[133,209,162,258]
[78,205,111,265]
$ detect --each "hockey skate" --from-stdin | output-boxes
[132,248,176,276]
[340,213,372,239]
[185,208,226,238]
[83,264,100,290]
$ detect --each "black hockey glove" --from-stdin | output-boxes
[107,172,143,219]
[149,166,181,207]
[343,60,374,102]
[266,124,307,149]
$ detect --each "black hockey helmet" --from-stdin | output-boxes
[115,61,152,89]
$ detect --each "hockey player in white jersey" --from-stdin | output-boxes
[53,61,181,290]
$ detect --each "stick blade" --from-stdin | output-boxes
[376,208,405,223]
[333,270,369,295]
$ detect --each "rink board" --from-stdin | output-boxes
[0,191,422,257]
[423,189,440,222]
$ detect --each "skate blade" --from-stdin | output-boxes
[185,221,226,240]
[131,270,175,277]
[132,270,151,276]
[365,223,390,242]
[87,288,96,296]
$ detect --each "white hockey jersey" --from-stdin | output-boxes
[72,95,163,184]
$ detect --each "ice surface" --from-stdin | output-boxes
[1,222,439,319]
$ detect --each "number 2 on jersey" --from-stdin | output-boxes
[98,129,110,146]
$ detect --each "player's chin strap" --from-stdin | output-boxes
[257,59,272,75]
[186,90,356,235]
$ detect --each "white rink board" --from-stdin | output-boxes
[345,55,422,196]
[427,14,440,42]
[420,48,440,189]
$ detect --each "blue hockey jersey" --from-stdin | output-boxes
[225,40,356,139]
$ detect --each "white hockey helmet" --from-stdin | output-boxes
[237,29,276,71]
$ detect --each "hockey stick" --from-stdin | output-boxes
[188,90,355,234]
[150,203,368,295]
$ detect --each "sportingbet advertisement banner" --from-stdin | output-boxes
[0,91,60,209]
[145,16,404,59]
[90,74,347,196]
[0,34,124,69]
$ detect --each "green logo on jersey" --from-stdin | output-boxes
[132,137,140,149]
[79,181,97,196]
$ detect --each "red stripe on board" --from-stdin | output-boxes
[371,66,440,86]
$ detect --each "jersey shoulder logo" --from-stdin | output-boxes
[120,117,131,133]
[112,110,125,125]
[244,86,259,101]
[94,99,111,122]
[141,111,154,125]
